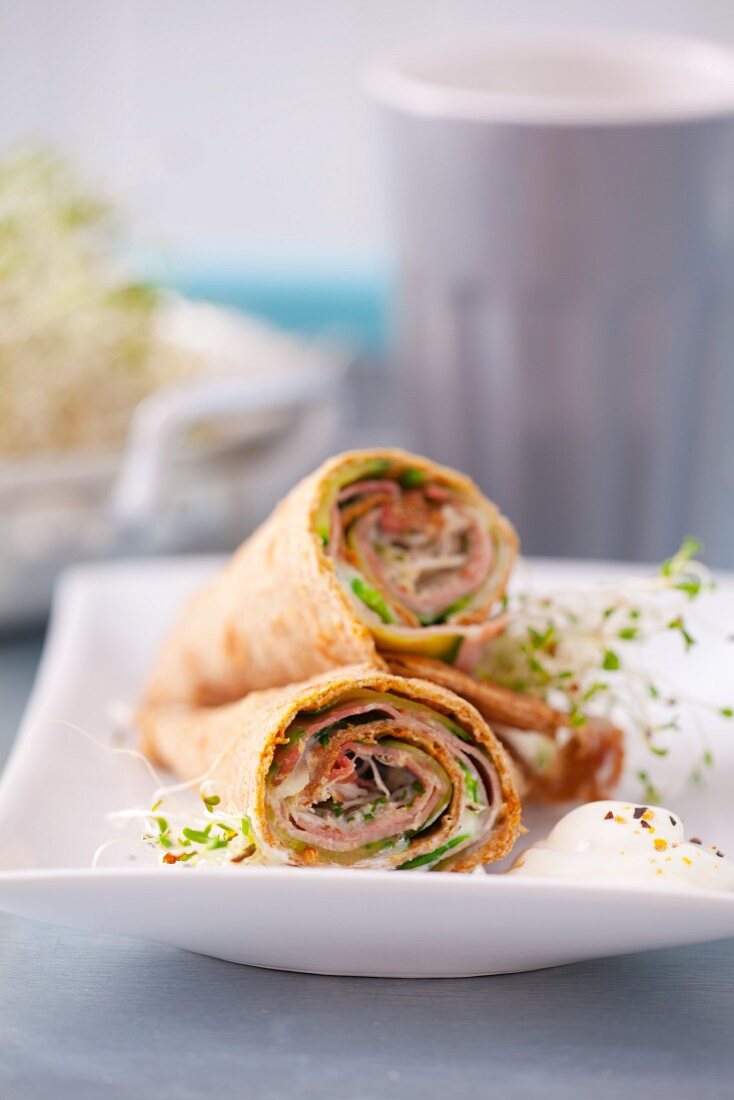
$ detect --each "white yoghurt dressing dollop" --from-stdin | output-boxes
[510,800,734,891]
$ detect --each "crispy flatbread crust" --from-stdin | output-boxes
[145,449,518,708]
[384,654,624,804]
[140,664,521,872]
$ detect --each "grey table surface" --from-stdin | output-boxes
[1,633,734,1100]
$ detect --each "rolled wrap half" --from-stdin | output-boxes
[140,665,521,871]
[384,654,624,804]
[146,449,518,708]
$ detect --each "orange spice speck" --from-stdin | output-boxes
[654,838,668,852]
[642,810,655,822]
[615,815,626,824]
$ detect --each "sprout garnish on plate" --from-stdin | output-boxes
[478,538,731,796]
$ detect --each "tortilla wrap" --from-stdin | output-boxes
[140,664,521,872]
[146,449,518,708]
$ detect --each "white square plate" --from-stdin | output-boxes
[0,557,733,978]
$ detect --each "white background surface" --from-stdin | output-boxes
[3,0,734,260]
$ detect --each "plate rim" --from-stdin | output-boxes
[2,861,734,910]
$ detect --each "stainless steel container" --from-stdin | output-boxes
[368,31,734,564]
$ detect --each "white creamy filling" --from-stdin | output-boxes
[511,800,734,891]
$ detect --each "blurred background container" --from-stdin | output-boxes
[1,0,734,627]
[368,31,734,563]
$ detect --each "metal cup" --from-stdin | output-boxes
[368,31,734,563]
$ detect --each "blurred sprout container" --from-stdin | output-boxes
[0,293,345,629]
[0,151,347,628]
[368,31,734,565]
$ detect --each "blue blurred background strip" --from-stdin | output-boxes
[148,254,392,357]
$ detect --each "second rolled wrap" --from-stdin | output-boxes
[146,449,518,708]
[140,665,521,871]
[384,654,624,803]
